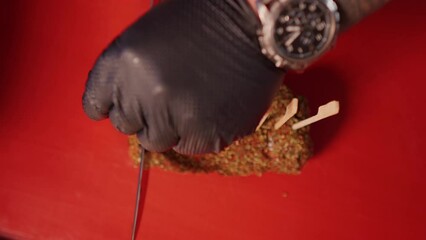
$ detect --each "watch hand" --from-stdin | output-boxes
[285,31,301,47]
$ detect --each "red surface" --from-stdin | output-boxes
[1,0,426,239]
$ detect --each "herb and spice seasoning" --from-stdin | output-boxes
[129,85,313,176]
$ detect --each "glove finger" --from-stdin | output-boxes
[137,129,179,153]
[136,106,179,152]
[109,105,143,135]
[172,122,234,155]
[108,81,148,135]
[82,41,122,120]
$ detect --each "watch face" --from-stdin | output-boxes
[274,0,332,60]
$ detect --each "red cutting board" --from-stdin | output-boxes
[1,0,425,239]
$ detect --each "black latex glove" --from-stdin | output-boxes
[82,0,285,155]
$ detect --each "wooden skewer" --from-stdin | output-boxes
[256,110,271,131]
[292,101,340,130]
[274,98,299,130]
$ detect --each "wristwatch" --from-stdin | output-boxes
[256,0,340,70]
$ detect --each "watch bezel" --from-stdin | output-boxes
[257,0,340,70]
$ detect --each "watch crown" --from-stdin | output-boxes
[273,56,286,68]
[275,62,282,68]
[275,59,286,68]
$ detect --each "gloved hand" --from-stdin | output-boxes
[82,0,285,155]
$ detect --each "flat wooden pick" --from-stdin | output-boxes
[274,98,299,130]
[256,110,271,131]
[292,101,340,130]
